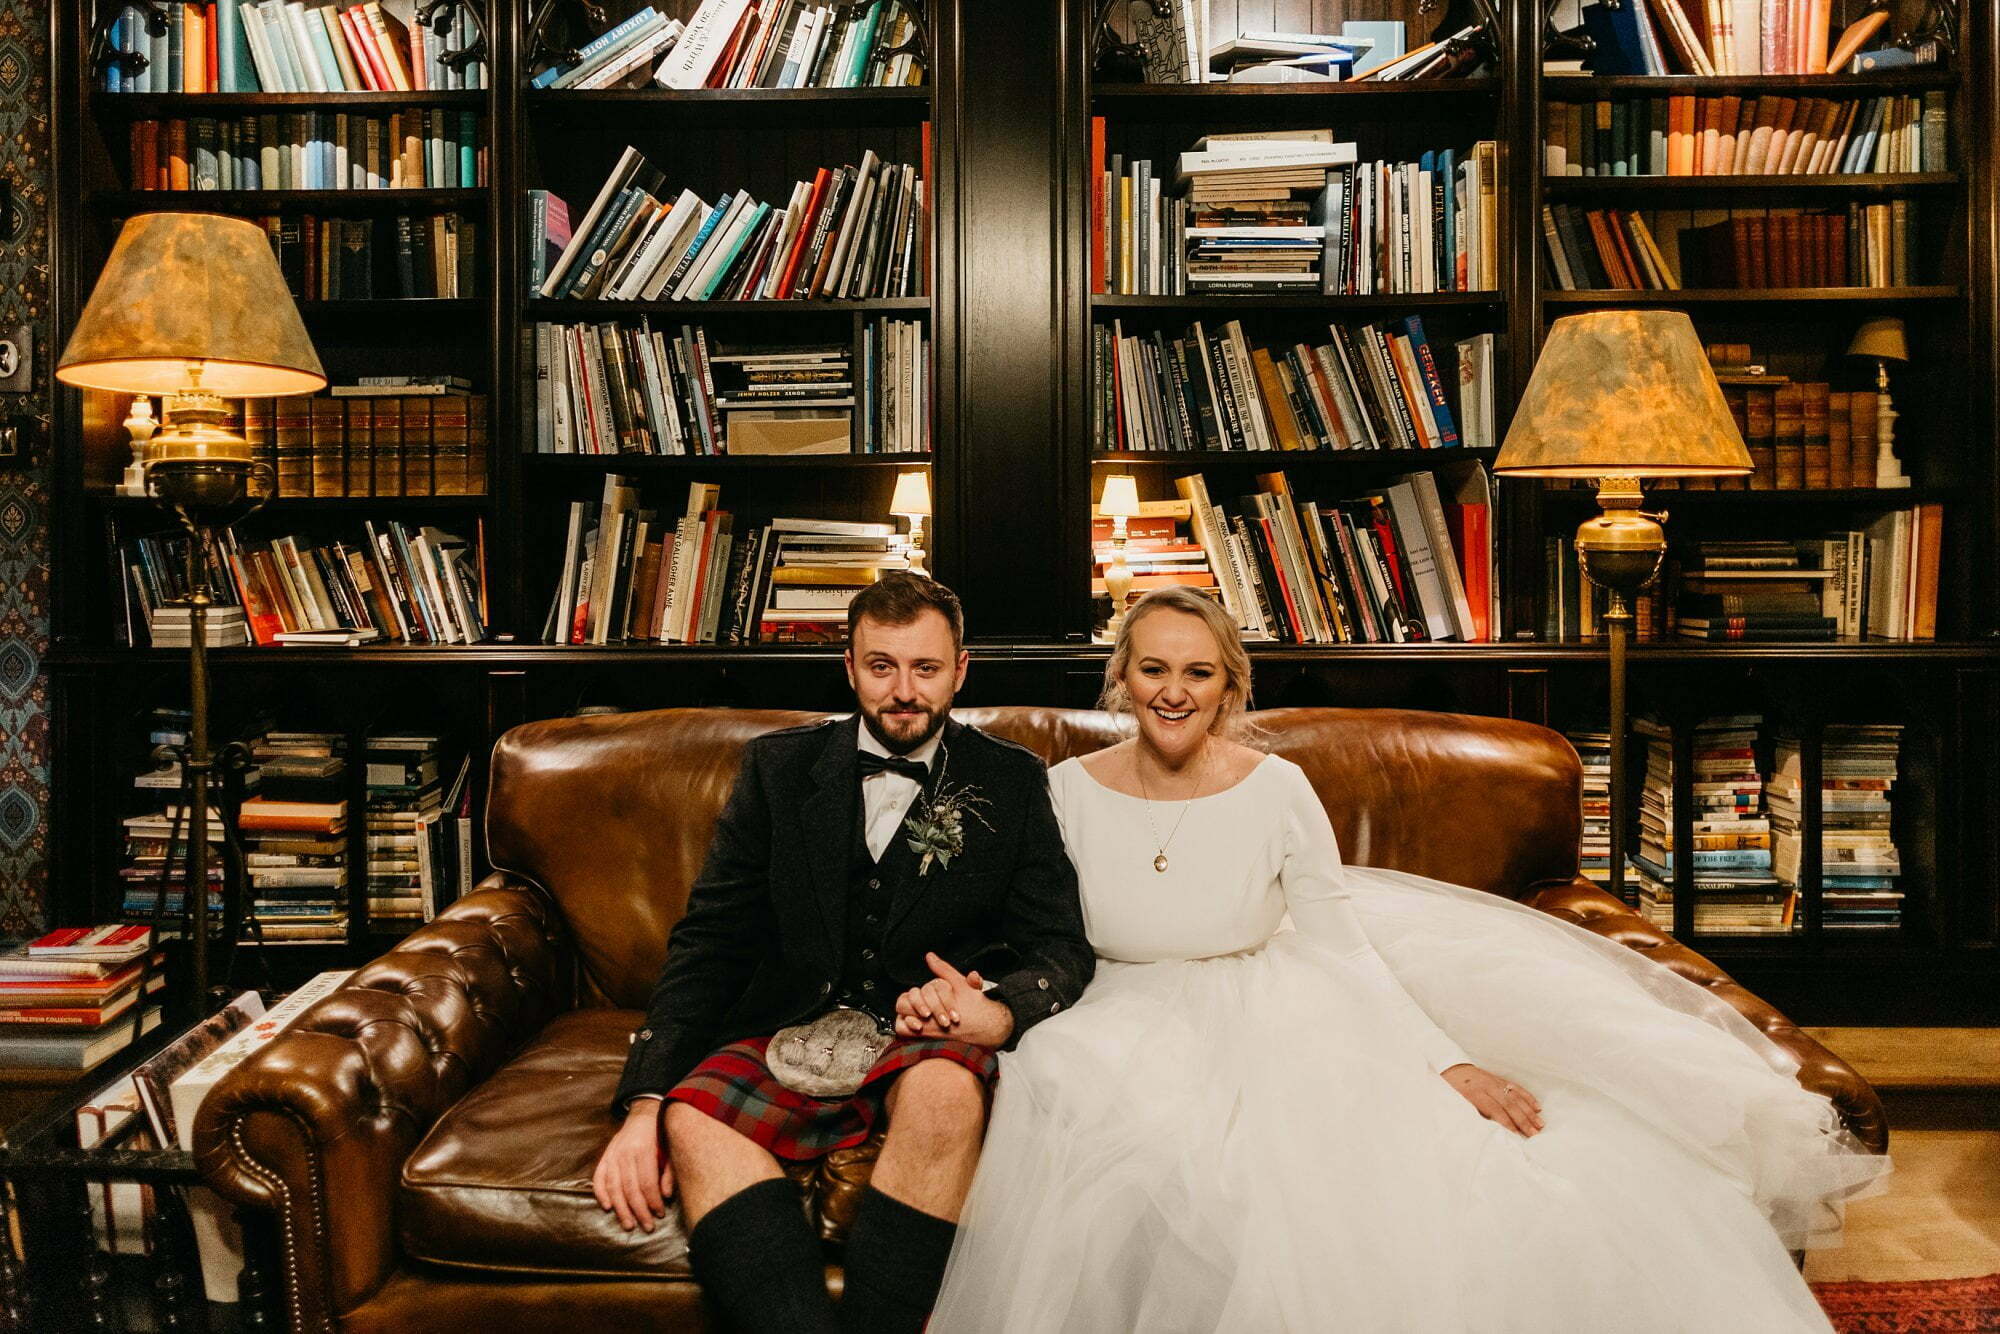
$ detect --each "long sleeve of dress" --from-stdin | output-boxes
[1278,766,1473,1077]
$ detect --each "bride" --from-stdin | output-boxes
[903,586,1889,1333]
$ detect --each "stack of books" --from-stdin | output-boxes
[1207,32,1366,83]
[1567,730,1614,887]
[0,928,166,1071]
[120,708,253,930]
[528,7,687,89]
[1090,499,1217,622]
[103,0,487,94]
[1631,715,1793,935]
[1174,466,1494,644]
[755,518,907,643]
[1178,132,1354,294]
[1092,316,1483,453]
[364,734,449,930]
[531,145,927,303]
[241,733,350,943]
[1675,540,1839,642]
[715,343,854,454]
[1768,726,1905,931]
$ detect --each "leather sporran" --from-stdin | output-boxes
[768,1007,893,1099]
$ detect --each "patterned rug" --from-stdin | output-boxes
[1812,1274,2000,1332]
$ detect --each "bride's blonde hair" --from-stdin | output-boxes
[1098,586,1258,739]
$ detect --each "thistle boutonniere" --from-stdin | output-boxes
[904,762,992,876]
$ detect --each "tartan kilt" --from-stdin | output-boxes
[664,1033,999,1162]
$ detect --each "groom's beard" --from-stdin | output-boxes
[860,698,951,755]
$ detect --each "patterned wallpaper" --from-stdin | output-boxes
[0,0,51,934]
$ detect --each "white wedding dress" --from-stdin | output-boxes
[929,753,1890,1333]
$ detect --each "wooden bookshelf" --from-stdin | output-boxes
[38,0,2000,1018]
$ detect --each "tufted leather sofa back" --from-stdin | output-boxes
[484,705,1584,1010]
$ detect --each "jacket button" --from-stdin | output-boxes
[640,1028,653,1040]
[1037,977,1050,991]
[869,879,881,890]
[1050,1002,1061,1013]
[820,982,833,996]
[862,948,877,961]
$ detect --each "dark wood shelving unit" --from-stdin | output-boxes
[1542,287,1962,305]
[39,0,2000,1019]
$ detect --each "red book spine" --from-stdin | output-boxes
[206,3,219,92]
[1090,115,1106,293]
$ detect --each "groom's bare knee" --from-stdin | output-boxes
[664,1101,784,1226]
[883,1060,987,1148]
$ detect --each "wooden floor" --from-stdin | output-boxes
[1800,1028,2000,1283]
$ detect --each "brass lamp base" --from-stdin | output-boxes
[1576,475,1668,910]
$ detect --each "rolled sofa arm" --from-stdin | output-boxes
[1523,877,1887,1154]
[192,877,572,1332]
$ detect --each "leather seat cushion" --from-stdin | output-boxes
[400,1009,693,1279]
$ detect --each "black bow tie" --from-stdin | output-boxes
[858,751,930,783]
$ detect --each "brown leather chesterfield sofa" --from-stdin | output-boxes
[193,706,1887,1333]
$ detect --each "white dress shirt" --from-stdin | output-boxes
[857,718,943,862]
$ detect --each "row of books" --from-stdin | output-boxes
[537,0,925,93]
[116,520,487,648]
[531,142,927,303]
[1173,467,1496,644]
[1089,128,1500,297]
[1542,523,1943,643]
[104,1,484,93]
[234,386,490,496]
[542,478,912,645]
[253,211,479,300]
[1543,93,1945,179]
[530,320,926,456]
[130,109,484,192]
[1723,380,1885,490]
[1541,202,1918,291]
[1575,0,1917,78]
[1092,317,1490,454]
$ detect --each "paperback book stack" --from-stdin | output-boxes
[1675,540,1838,642]
[120,707,257,932]
[1767,726,1905,931]
[1567,729,1614,887]
[1090,500,1217,616]
[715,343,854,455]
[241,732,350,943]
[364,734,451,930]
[0,927,166,1072]
[1206,31,1365,83]
[117,529,252,648]
[1631,715,1792,934]
[1179,131,1354,294]
[755,518,907,643]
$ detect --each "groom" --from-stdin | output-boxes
[595,572,1093,1334]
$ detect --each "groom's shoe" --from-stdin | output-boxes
[839,1186,959,1334]
[686,1178,839,1333]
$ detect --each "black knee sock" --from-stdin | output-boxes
[686,1178,837,1334]
[839,1186,959,1334]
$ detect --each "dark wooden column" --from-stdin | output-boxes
[930,2,1079,642]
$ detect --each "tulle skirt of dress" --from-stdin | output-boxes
[930,868,1890,1334]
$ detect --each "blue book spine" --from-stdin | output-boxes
[1439,148,1456,291]
[304,8,345,90]
[108,11,125,90]
[698,202,769,299]
[149,10,170,93]
[459,111,476,186]
[166,2,183,92]
[531,6,659,87]
[216,0,241,91]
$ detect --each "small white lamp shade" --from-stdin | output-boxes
[1097,473,1142,518]
[890,469,932,517]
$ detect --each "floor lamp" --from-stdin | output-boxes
[1495,311,1751,907]
[58,212,326,1007]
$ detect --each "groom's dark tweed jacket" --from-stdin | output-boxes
[614,713,1094,1109]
